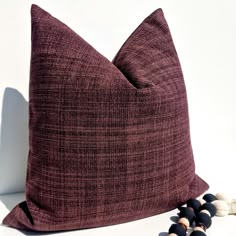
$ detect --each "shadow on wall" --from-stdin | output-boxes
[0,87,29,194]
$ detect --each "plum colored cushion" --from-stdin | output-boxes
[3,4,208,231]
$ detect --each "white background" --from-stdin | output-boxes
[0,0,235,235]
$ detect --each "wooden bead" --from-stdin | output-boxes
[179,223,187,231]
[168,234,178,236]
[178,217,190,228]
[200,209,211,217]
[193,226,205,232]
[198,198,206,205]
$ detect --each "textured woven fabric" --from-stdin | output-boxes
[3,4,208,231]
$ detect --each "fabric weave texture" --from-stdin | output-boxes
[3,4,208,231]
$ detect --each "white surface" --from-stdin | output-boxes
[0,192,235,235]
[0,0,235,235]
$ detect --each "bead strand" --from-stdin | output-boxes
[168,193,218,236]
[191,194,217,235]
[168,200,199,235]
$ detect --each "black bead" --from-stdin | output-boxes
[203,193,217,202]
[187,199,201,212]
[169,224,186,236]
[195,212,212,229]
[179,207,195,224]
[190,231,206,236]
[200,203,216,217]
[178,205,184,211]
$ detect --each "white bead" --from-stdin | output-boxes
[213,195,236,215]
[228,201,236,214]
[216,192,232,203]
[168,234,178,236]
[212,200,229,216]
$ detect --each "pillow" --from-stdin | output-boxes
[2,4,208,231]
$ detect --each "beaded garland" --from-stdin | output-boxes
[167,193,234,236]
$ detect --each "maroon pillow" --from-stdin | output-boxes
[3,4,208,231]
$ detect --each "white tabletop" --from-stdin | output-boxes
[0,192,235,236]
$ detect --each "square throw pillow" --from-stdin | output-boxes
[2,4,208,231]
